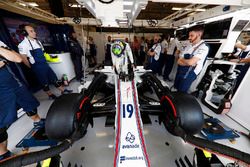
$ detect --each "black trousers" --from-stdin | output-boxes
[163,54,175,79]
[72,56,83,80]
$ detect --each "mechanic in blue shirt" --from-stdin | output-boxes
[0,41,44,161]
[18,24,72,99]
[174,25,209,93]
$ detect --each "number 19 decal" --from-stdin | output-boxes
[123,104,134,118]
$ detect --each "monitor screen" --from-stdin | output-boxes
[206,43,222,58]
[203,18,232,39]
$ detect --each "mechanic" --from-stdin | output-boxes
[68,30,84,82]
[147,35,162,74]
[132,36,140,65]
[104,35,112,66]
[111,40,135,75]
[229,41,250,93]
[0,41,44,161]
[87,36,97,67]
[18,24,72,99]
[163,34,177,81]
[174,25,209,93]
[139,36,148,66]
[160,34,169,77]
[230,41,250,63]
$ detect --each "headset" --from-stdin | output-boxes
[19,24,29,36]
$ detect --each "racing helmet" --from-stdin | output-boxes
[111,40,126,57]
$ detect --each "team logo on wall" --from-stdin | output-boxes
[125,132,135,143]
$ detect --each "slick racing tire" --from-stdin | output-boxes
[45,93,91,141]
[161,92,204,136]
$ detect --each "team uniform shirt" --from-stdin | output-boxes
[105,42,112,53]
[175,39,181,51]
[166,38,177,55]
[234,45,250,59]
[105,41,112,50]
[140,41,147,52]
[178,40,191,55]
[244,45,250,58]
[150,43,162,61]
[18,37,44,64]
[180,40,209,75]
[234,48,242,56]
[161,39,168,54]
[111,42,134,74]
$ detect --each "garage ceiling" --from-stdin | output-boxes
[3,0,216,20]
[1,0,247,27]
[137,2,215,20]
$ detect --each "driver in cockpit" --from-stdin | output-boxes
[111,40,135,75]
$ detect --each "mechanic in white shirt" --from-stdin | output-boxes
[147,35,162,74]
[111,40,134,75]
[174,25,209,93]
[229,41,250,92]
[230,42,250,63]
[18,24,72,99]
[163,37,177,81]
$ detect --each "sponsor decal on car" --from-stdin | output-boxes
[120,156,144,164]
[125,132,135,143]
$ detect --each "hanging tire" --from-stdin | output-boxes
[45,93,91,141]
[161,92,204,136]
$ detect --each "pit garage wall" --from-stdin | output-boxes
[229,68,250,130]
[75,30,161,64]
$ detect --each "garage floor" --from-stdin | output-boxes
[6,74,250,167]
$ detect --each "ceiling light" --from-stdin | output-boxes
[172,7,206,12]
[123,1,133,6]
[172,7,182,11]
[69,3,85,8]
[28,2,39,7]
[123,9,131,13]
[195,8,206,12]
[19,2,26,7]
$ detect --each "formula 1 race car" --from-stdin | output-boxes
[1,67,250,167]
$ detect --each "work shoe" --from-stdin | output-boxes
[48,94,57,100]
[33,119,45,129]
[0,150,12,161]
[62,89,73,95]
